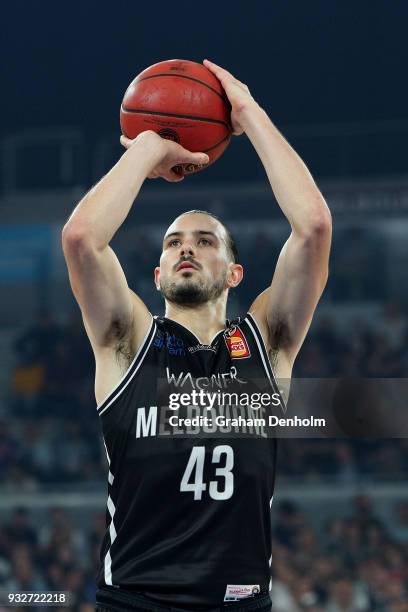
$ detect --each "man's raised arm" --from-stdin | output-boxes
[203,60,332,374]
[62,131,209,354]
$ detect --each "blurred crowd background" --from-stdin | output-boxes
[1,2,408,610]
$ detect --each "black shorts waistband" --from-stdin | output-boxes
[96,586,272,612]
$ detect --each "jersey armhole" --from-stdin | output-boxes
[97,316,156,416]
[243,313,286,404]
[246,313,291,413]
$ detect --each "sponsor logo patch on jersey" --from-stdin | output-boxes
[224,326,250,359]
[153,330,185,356]
[224,584,260,602]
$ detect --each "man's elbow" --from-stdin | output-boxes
[295,203,332,270]
[62,225,84,255]
[302,202,332,245]
[61,222,96,254]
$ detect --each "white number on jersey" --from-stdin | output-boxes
[180,445,234,501]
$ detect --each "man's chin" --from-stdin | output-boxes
[170,288,206,306]
[175,274,202,288]
[160,280,207,306]
[159,274,226,306]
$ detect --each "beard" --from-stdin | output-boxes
[159,271,227,306]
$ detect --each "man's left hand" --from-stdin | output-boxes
[203,59,259,135]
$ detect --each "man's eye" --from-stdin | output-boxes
[199,238,211,245]
[169,240,180,247]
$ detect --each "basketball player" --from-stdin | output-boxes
[62,60,331,611]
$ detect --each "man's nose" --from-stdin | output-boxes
[180,243,195,256]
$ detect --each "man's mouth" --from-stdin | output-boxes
[176,262,198,272]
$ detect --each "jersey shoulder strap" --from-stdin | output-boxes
[240,312,277,387]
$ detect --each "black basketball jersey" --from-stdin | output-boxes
[95,313,282,609]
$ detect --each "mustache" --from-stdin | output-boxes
[174,257,202,271]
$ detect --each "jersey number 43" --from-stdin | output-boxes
[180,445,234,501]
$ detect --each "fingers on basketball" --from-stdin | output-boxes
[203,59,234,84]
[204,61,249,96]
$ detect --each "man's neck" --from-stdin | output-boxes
[164,301,227,345]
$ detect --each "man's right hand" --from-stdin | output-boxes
[120,131,209,182]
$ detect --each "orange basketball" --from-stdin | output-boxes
[120,59,232,175]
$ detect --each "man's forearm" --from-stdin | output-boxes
[63,139,159,250]
[241,104,331,234]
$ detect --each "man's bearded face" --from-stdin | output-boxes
[155,213,231,307]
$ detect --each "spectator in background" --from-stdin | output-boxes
[14,309,63,366]
[389,602,408,612]
[363,332,404,376]
[53,421,94,482]
[391,501,408,540]
[376,300,407,353]
[274,501,306,550]
[11,310,63,416]
[352,495,378,526]
[330,227,386,301]
[36,339,81,416]
[239,230,281,301]
[4,543,47,591]
[312,314,340,354]
[334,443,358,484]
[126,231,162,311]
[38,508,87,569]
[290,575,320,609]
[21,421,54,480]
[294,341,331,377]
[325,574,368,611]
[271,555,303,612]
[0,498,405,610]
[5,508,37,549]
[63,311,94,384]
[0,421,20,480]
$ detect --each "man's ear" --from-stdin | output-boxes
[154,267,160,290]
[227,263,244,288]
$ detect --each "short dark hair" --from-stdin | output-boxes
[178,210,239,263]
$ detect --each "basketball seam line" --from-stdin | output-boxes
[121,107,231,128]
[202,133,231,153]
[136,73,230,104]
